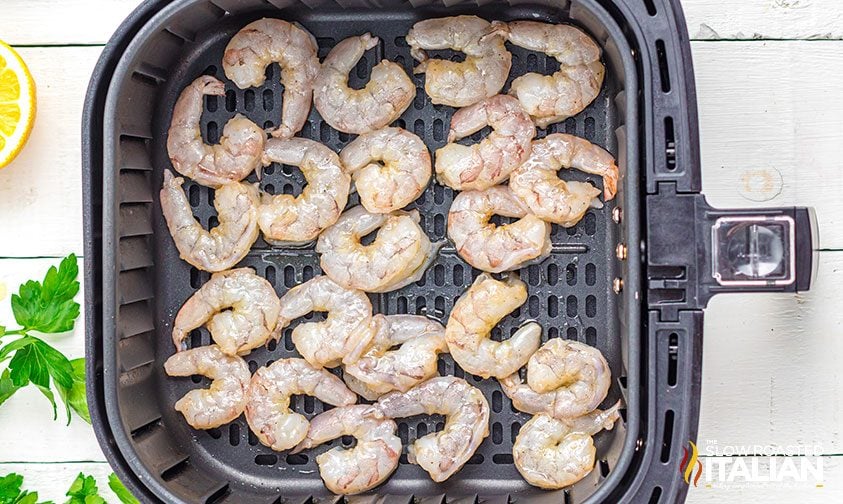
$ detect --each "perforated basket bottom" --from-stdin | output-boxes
[149,5,625,498]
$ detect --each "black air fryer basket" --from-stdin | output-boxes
[82,0,817,502]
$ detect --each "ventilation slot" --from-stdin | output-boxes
[599,459,610,477]
[649,486,663,503]
[161,458,190,482]
[668,332,679,386]
[660,409,675,463]
[205,485,230,504]
[255,454,278,466]
[656,40,671,93]
[664,116,677,170]
[643,0,657,16]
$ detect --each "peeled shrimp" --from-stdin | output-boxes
[223,18,319,138]
[488,20,605,128]
[513,403,621,489]
[407,16,511,107]
[292,405,401,495]
[510,135,617,228]
[339,127,431,214]
[344,315,448,398]
[445,273,541,379]
[276,275,373,368]
[317,206,441,293]
[160,169,260,272]
[377,377,490,482]
[166,76,265,187]
[245,358,357,452]
[164,345,250,429]
[500,340,611,419]
[435,94,535,191]
[172,268,281,356]
[257,138,350,246]
[448,186,552,273]
[313,33,415,134]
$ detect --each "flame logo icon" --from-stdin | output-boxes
[679,440,703,486]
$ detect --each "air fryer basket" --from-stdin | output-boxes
[83,0,815,503]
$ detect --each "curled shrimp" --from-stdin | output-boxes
[245,358,357,452]
[510,135,617,228]
[407,16,511,107]
[316,206,442,293]
[339,127,431,214]
[167,76,265,187]
[344,315,448,398]
[313,33,415,134]
[435,94,535,191]
[500,339,611,419]
[172,268,281,356]
[448,186,552,273]
[445,273,541,379]
[513,403,621,489]
[277,275,373,368]
[292,405,401,495]
[377,377,490,482]
[160,169,260,272]
[164,345,251,429]
[257,138,351,246]
[488,20,605,128]
[223,18,319,138]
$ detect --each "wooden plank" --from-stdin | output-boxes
[694,40,843,249]
[683,0,843,40]
[0,259,103,463]
[0,0,139,46]
[0,463,121,502]
[0,47,101,258]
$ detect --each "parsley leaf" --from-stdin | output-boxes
[0,370,19,407]
[57,359,89,424]
[107,475,138,504]
[6,338,74,419]
[11,254,80,334]
[64,474,104,504]
[0,473,52,504]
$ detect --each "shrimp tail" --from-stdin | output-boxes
[603,165,619,200]
[479,20,509,44]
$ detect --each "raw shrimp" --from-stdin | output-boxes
[276,275,373,368]
[435,94,535,191]
[292,405,401,495]
[510,135,617,228]
[513,403,621,489]
[445,273,541,379]
[313,33,415,134]
[166,76,265,187]
[245,358,357,451]
[316,206,441,293]
[344,314,448,398]
[448,186,552,273]
[164,345,251,429]
[257,138,350,246]
[222,18,319,138]
[377,377,490,482]
[339,127,431,214]
[407,16,511,107]
[488,20,605,128]
[160,169,260,272]
[172,268,281,356]
[500,339,610,419]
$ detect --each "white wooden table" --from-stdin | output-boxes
[1,1,841,501]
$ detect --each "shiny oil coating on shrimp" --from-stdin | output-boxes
[172,268,281,356]
[167,76,265,188]
[314,33,415,134]
[489,20,605,128]
[435,94,535,191]
[164,345,251,429]
[377,377,490,482]
[510,134,617,227]
[448,186,551,273]
[407,16,511,107]
[513,403,620,489]
[292,405,401,494]
[340,127,431,213]
[317,206,440,293]
[223,18,319,138]
[245,358,357,452]
[160,169,260,272]
[500,339,610,420]
[344,314,448,398]
[276,275,373,368]
[445,273,541,379]
[257,138,350,246]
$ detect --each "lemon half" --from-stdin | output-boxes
[0,40,36,169]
